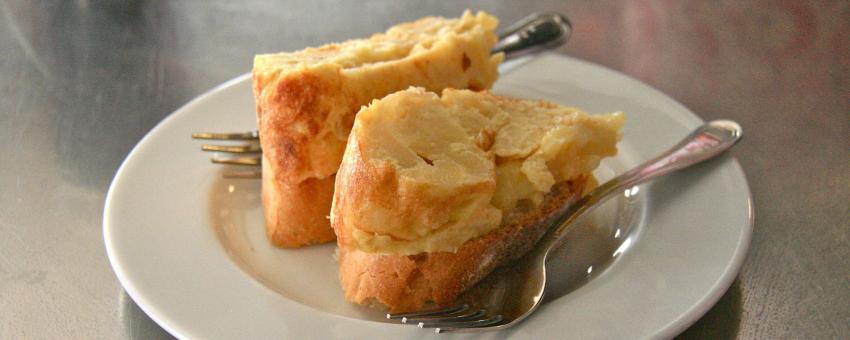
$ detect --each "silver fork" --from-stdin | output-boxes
[192,12,573,178]
[191,131,263,178]
[386,120,743,333]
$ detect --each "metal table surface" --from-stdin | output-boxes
[1,1,847,338]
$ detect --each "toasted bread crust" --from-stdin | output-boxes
[334,177,588,312]
[253,13,502,247]
[261,156,337,246]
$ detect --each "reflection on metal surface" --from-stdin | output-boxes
[624,185,640,197]
[612,237,633,258]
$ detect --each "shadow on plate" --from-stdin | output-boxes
[454,183,645,319]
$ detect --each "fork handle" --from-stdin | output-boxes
[537,120,743,255]
[493,12,572,60]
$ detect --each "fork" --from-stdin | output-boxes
[192,12,573,178]
[386,120,743,333]
[191,131,263,178]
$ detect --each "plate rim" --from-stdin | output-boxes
[655,158,753,338]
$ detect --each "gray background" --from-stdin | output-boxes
[1,0,848,338]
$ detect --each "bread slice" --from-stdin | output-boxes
[252,11,504,247]
[336,178,589,312]
[331,88,624,312]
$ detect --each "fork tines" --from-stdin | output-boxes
[194,130,263,176]
[387,305,503,333]
[221,170,262,179]
[201,143,261,153]
[431,315,503,333]
[211,156,261,166]
[191,131,259,140]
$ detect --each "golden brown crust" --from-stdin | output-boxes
[252,13,503,247]
[261,155,337,246]
[334,177,588,312]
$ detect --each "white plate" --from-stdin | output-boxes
[104,53,752,339]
